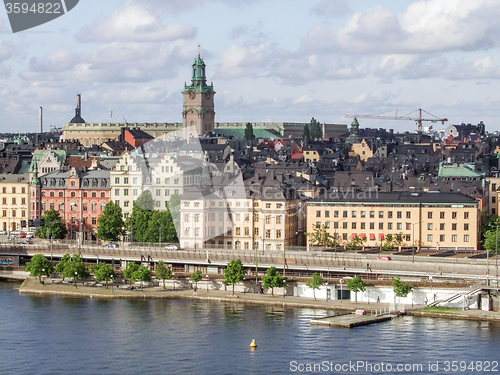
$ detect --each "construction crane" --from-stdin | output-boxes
[345,108,447,133]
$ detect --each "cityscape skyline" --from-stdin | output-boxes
[0,0,499,133]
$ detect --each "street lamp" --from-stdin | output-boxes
[408,221,423,263]
[340,279,344,303]
[206,274,209,292]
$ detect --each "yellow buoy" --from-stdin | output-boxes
[250,339,257,348]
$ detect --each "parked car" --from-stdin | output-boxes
[103,242,118,248]
[26,233,34,239]
[355,309,367,315]
[376,256,391,261]
[164,244,179,250]
[11,230,21,235]
[18,233,27,238]
[0,230,6,235]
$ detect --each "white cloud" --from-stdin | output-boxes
[337,0,500,54]
[310,0,350,18]
[76,3,196,43]
[216,44,268,79]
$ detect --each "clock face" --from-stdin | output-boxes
[189,91,196,99]
[205,90,211,99]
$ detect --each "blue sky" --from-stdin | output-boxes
[0,0,499,133]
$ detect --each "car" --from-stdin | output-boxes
[376,256,391,261]
[26,233,34,239]
[11,230,21,235]
[355,309,367,315]
[103,242,118,248]
[18,233,27,238]
[164,244,179,250]
[0,230,6,235]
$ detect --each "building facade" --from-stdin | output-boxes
[307,191,480,251]
[0,174,29,233]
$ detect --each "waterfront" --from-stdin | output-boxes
[2,281,500,375]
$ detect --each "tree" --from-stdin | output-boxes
[392,276,414,298]
[190,270,202,290]
[25,254,53,283]
[347,276,366,303]
[480,207,498,242]
[306,224,336,249]
[168,194,181,234]
[35,209,67,240]
[123,262,140,286]
[483,216,500,255]
[382,233,405,251]
[345,234,367,250]
[155,260,172,289]
[303,124,311,142]
[91,262,115,288]
[309,117,323,139]
[97,201,124,241]
[244,122,256,140]
[306,272,324,301]
[54,254,71,280]
[136,190,155,211]
[61,254,89,288]
[222,259,246,294]
[133,265,152,292]
[262,267,286,296]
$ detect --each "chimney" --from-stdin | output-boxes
[77,94,81,112]
[39,107,43,133]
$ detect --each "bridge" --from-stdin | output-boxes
[1,241,498,286]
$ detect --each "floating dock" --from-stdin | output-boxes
[310,313,398,328]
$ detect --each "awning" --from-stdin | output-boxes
[360,233,366,239]
[379,234,384,240]
[351,233,357,239]
[369,234,375,240]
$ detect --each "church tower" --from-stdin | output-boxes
[182,54,215,139]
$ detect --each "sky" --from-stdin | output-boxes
[0,0,499,134]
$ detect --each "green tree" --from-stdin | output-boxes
[244,122,256,140]
[309,117,323,139]
[480,207,498,242]
[222,259,246,294]
[155,260,172,289]
[262,267,286,296]
[136,190,155,211]
[345,234,367,250]
[483,216,500,255]
[306,224,337,249]
[97,201,125,241]
[61,254,89,288]
[35,209,67,240]
[306,272,325,301]
[382,233,405,251]
[25,254,53,283]
[392,276,414,298]
[303,124,311,142]
[123,262,140,286]
[54,254,71,280]
[190,270,202,290]
[346,275,366,303]
[91,262,115,288]
[133,265,152,292]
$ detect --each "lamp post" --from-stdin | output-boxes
[206,274,209,292]
[408,221,422,263]
[340,279,344,303]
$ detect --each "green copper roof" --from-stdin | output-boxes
[183,54,214,93]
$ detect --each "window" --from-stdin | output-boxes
[406,223,411,230]
[343,222,348,229]
[343,211,348,218]
[276,229,282,238]
[165,189,170,196]
[316,222,321,229]
[493,197,497,204]
[254,228,259,236]
[124,189,129,196]
[265,229,270,238]
[388,223,392,230]
[276,203,282,209]
[452,235,457,242]
[333,222,338,229]
[361,222,365,229]
[174,179,179,185]
[156,189,160,196]
[83,203,87,211]
[343,233,347,241]
[50,192,54,197]
[388,211,393,219]
[71,203,76,211]
[440,212,445,219]
[440,234,445,242]
[83,192,87,198]
[325,222,330,229]
[493,183,497,191]
[464,223,469,231]
[370,223,375,230]
[124,201,129,207]
[370,211,375,218]
[406,211,411,219]
[452,223,457,230]
[156,178,160,184]
[101,203,106,211]
[427,223,433,230]
[276,215,282,224]
[245,227,250,236]
[316,210,321,218]
[440,223,445,230]
[92,217,97,225]
[12,198,16,205]
[325,211,330,218]
[219,213,224,221]
[360,211,366,218]
[59,192,63,197]
[101,192,105,198]
[352,211,356,218]
[1,198,5,204]
[452,212,457,219]
[49,203,54,210]
[265,215,271,224]
[184,214,190,222]
[115,200,119,206]
[71,192,75,198]
[406,234,411,241]
[59,203,64,211]
[133,178,138,184]
[352,222,356,229]
[427,234,433,242]
[397,223,402,230]
[92,192,96,198]
[464,235,469,242]
[115,177,120,184]
[378,211,383,218]
[21,210,25,217]
[71,181,75,187]
[124,178,128,184]
[92,203,97,211]
[266,203,271,208]
[334,211,339,218]
[428,212,432,219]
[379,223,383,230]
[115,189,119,196]
[464,212,469,219]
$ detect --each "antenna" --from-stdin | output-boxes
[123,117,128,124]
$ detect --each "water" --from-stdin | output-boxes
[1,281,499,375]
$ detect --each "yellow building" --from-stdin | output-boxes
[486,176,500,215]
[349,139,373,161]
[307,190,480,251]
[0,174,29,233]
